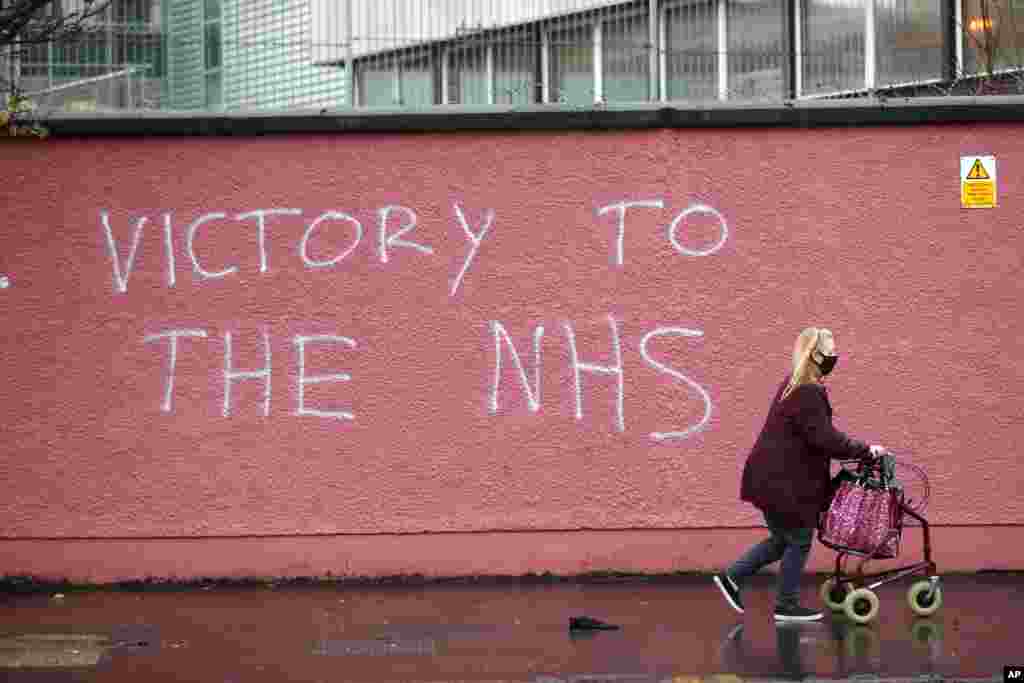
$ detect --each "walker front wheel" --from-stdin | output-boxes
[844,587,880,624]
[820,577,850,611]
[907,580,943,616]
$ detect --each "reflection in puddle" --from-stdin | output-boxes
[0,633,111,669]
[718,616,947,678]
[0,626,164,670]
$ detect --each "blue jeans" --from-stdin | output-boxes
[727,512,814,609]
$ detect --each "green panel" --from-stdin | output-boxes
[168,0,206,109]
[400,61,434,106]
[494,43,536,105]
[221,0,347,110]
[359,66,396,106]
[550,26,594,105]
[450,50,488,104]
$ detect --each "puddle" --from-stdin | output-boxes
[0,576,1017,681]
[0,633,111,668]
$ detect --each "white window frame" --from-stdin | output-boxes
[954,0,964,78]
[541,29,551,102]
[659,3,668,100]
[794,0,803,97]
[650,0,663,101]
[441,46,451,105]
[718,0,728,99]
[865,0,876,90]
[486,45,496,104]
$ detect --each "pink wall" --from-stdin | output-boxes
[1,123,1022,582]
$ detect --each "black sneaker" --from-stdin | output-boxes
[713,573,744,614]
[773,604,824,622]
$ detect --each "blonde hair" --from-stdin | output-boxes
[780,327,834,401]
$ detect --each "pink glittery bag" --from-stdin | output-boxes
[819,476,903,559]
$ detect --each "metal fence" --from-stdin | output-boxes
[3,0,1023,114]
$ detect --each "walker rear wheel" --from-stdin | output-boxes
[820,577,851,611]
[907,580,943,616]
[844,587,880,624]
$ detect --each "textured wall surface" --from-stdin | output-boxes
[1,124,1021,581]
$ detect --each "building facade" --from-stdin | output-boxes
[8,0,349,112]
[4,1,1024,112]
[166,0,348,110]
[323,0,1023,107]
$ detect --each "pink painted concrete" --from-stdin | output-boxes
[0,527,1018,584]
[1,124,1022,580]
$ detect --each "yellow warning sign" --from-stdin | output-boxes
[966,158,990,180]
[961,156,997,208]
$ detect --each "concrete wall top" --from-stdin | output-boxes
[41,96,1024,137]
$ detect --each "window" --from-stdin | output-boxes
[205,22,221,69]
[447,29,538,105]
[357,61,397,106]
[53,33,110,80]
[399,55,436,106]
[876,0,943,85]
[115,32,166,78]
[665,1,719,101]
[728,0,786,100]
[603,12,651,102]
[357,52,440,107]
[962,0,1024,74]
[113,0,154,25]
[802,0,866,95]
[549,24,594,104]
[448,47,489,104]
[494,39,537,105]
[203,0,222,108]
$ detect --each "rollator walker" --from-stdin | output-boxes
[817,454,941,624]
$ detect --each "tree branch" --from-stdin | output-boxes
[1,0,112,50]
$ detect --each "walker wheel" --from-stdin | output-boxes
[820,577,850,611]
[907,580,943,616]
[844,587,880,624]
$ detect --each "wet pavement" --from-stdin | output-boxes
[0,573,1018,682]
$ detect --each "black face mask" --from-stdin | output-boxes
[815,353,838,376]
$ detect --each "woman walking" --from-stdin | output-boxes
[714,327,884,621]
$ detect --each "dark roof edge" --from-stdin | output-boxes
[42,96,1024,137]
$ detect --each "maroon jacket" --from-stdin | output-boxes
[740,376,871,528]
